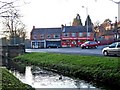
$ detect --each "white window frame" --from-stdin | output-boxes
[71,33,76,37]
[79,33,83,37]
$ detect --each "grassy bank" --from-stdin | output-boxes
[13,52,120,89]
[0,67,35,90]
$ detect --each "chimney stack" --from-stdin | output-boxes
[33,26,35,29]
[61,24,66,32]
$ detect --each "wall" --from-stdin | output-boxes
[1,44,25,66]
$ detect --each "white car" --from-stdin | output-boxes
[102,42,120,56]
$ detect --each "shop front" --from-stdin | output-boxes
[31,40,45,48]
[61,38,77,47]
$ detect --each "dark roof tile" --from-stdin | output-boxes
[31,26,93,35]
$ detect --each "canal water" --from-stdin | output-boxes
[10,66,101,89]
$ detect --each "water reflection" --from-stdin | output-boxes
[12,66,100,89]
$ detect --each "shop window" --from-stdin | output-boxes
[78,40,80,42]
[32,42,35,46]
[72,41,76,44]
[32,42,38,48]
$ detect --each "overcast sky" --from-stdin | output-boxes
[0,0,119,38]
[20,0,118,29]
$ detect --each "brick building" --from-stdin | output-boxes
[30,25,94,48]
[61,25,94,47]
[30,26,62,48]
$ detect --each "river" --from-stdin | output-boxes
[10,66,101,89]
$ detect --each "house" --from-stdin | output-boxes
[94,21,120,45]
[30,26,62,48]
[61,25,94,47]
[30,25,94,48]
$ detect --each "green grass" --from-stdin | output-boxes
[13,52,120,89]
[0,67,35,90]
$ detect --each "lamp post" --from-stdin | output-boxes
[82,6,88,41]
[114,16,118,41]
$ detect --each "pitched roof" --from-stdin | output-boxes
[63,26,93,33]
[31,28,62,35]
[31,25,93,35]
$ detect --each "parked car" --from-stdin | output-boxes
[47,44,60,48]
[102,42,120,56]
[80,41,98,49]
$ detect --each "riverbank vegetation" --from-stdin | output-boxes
[13,52,120,89]
[0,67,35,90]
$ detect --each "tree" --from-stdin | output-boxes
[72,14,83,26]
[2,11,27,44]
[101,18,112,30]
[0,0,27,44]
[0,0,15,15]
[85,15,93,26]
[104,18,112,24]
[94,20,100,27]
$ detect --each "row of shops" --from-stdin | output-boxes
[31,25,120,49]
[31,37,94,48]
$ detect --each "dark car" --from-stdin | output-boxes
[47,44,60,48]
[80,41,98,49]
[102,42,120,56]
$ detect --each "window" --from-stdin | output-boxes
[87,33,91,37]
[33,35,37,39]
[109,43,116,48]
[117,43,120,48]
[54,35,60,38]
[72,41,76,44]
[63,33,69,37]
[47,35,51,38]
[79,33,83,37]
[40,34,44,38]
[71,33,76,37]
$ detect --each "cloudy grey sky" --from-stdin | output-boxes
[0,0,119,38]
[20,0,118,29]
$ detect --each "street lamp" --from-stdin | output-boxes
[82,6,88,41]
[114,16,118,41]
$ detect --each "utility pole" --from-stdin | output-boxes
[114,16,118,41]
[82,6,89,41]
[110,0,120,41]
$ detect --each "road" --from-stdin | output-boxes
[26,45,108,56]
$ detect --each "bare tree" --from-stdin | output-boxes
[0,0,27,44]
